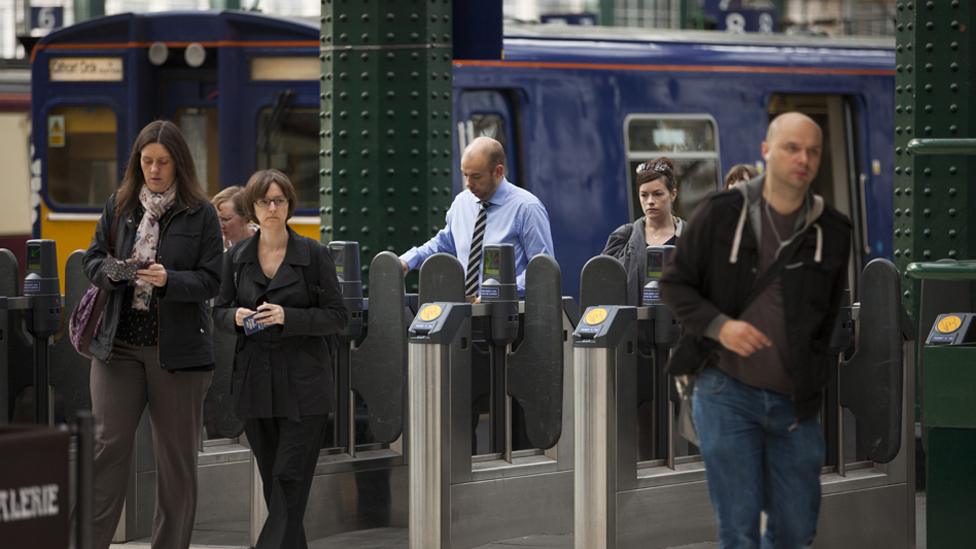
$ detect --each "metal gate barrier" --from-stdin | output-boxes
[270,247,413,543]
[573,252,916,548]
[2,242,920,547]
[407,246,577,548]
[907,259,976,549]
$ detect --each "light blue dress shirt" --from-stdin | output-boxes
[400,178,555,293]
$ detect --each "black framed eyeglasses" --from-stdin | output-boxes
[255,198,288,209]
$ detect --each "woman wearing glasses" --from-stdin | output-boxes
[602,156,686,305]
[214,169,347,549]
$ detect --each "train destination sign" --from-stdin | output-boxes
[49,57,123,82]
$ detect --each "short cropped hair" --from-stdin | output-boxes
[242,169,297,222]
[724,163,759,189]
[211,186,247,218]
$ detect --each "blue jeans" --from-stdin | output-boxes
[692,367,824,549]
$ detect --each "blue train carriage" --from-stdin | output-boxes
[455,25,895,298]
[29,10,895,299]
[29,10,324,283]
[0,58,32,273]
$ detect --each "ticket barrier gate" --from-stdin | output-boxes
[248,246,415,544]
[907,260,976,549]
[573,256,916,548]
[0,243,97,549]
[1,241,66,425]
[11,240,412,545]
[407,246,576,548]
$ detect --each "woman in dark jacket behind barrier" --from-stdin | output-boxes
[82,120,223,549]
[602,157,686,306]
[214,169,347,549]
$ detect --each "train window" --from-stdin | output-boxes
[46,106,118,207]
[624,115,720,219]
[251,57,320,81]
[256,106,319,210]
[459,114,507,150]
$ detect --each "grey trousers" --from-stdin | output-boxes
[89,342,213,549]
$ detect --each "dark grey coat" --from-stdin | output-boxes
[213,228,348,421]
[82,194,224,368]
[602,216,685,306]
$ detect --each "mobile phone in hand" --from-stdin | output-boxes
[105,258,147,281]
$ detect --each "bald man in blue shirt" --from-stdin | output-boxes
[399,136,555,298]
[401,136,555,452]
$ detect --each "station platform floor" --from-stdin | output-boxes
[110,492,928,549]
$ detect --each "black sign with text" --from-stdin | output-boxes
[0,426,69,549]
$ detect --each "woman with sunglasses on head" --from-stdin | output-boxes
[82,120,223,549]
[214,169,347,549]
[602,156,686,305]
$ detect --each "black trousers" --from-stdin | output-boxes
[247,415,328,549]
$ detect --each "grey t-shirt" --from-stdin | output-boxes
[717,199,798,395]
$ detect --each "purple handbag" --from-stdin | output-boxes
[69,212,117,359]
[68,285,107,359]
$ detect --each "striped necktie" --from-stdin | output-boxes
[464,200,490,297]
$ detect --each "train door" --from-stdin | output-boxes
[455,90,521,189]
[768,94,873,473]
[248,56,323,234]
[767,94,869,298]
[455,89,528,455]
[158,63,220,198]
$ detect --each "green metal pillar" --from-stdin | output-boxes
[679,0,704,30]
[211,0,241,10]
[321,1,454,286]
[901,3,976,547]
[73,0,105,23]
[598,0,614,26]
[896,0,976,309]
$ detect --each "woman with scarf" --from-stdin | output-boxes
[82,120,223,549]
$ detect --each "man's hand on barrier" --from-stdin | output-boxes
[718,319,772,358]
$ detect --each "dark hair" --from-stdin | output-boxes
[115,120,208,217]
[211,185,247,218]
[242,169,297,223]
[635,156,676,191]
[724,163,759,189]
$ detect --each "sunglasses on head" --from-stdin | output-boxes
[636,160,671,175]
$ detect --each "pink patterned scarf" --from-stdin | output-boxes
[130,184,176,310]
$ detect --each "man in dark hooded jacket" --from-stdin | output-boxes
[661,112,851,549]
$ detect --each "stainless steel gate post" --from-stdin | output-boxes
[573,306,637,549]
[408,302,471,549]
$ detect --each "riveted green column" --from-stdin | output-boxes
[896,0,976,309]
[893,2,914,307]
[901,3,976,547]
[321,1,454,285]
